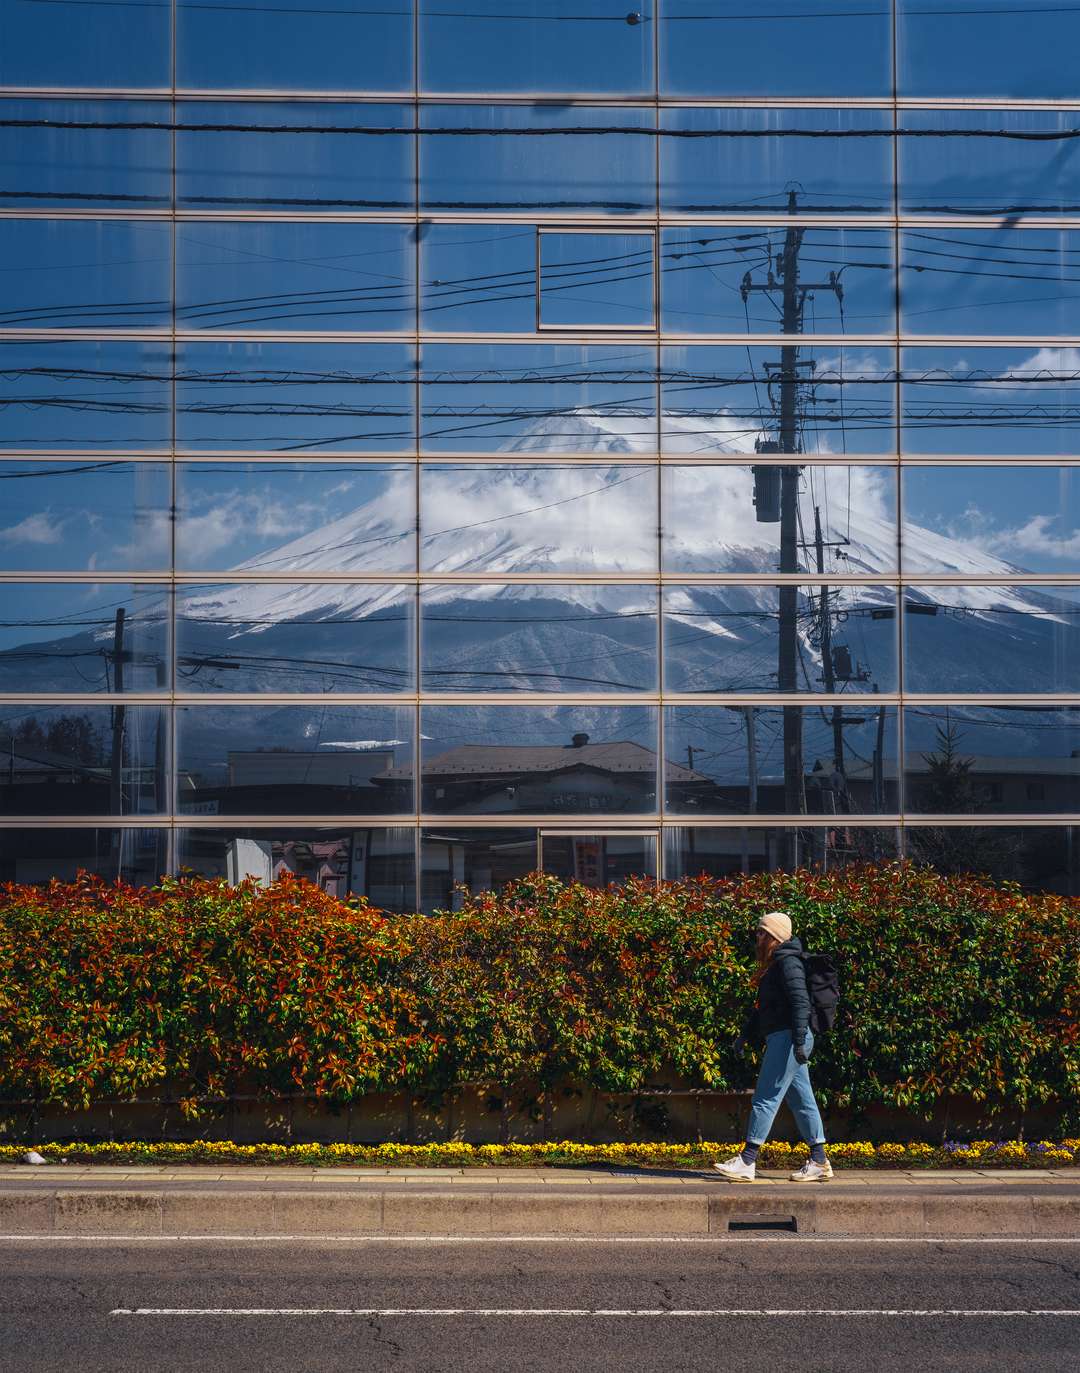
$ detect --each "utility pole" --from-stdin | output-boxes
[777,195,804,831]
[814,505,845,781]
[872,683,886,814]
[742,189,845,863]
[109,608,126,819]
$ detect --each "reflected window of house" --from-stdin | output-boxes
[663,825,899,879]
[0,828,169,886]
[540,831,657,887]
[177,827,416,912]
[420,827,537,913]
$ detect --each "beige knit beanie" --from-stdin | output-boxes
[757,911,792,944]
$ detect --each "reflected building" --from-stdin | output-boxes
[3,2,1080,896]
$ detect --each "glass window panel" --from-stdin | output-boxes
[420,224,537,333]
[0,220,171,331]
[0,461,171,573]
[541,831,656,885]
[660,108,893,216]
[174,462,416,574]
[904,586,1080,695]
[0,704,166,816]
[420,826,537,912]
[902,466,1080,576]
[0,99,171,210]
[175,342,415,453]
[905,825,1080,895]
[420,705,658,815]
[662,464,898,574]
[662,227,895,336]
[420,1,654,96]
[661,0,891,100]
[898,0,1080,101]
[177,102,414,212]
[0,827,169,886]
[538,231,655,330]
[177,826,416,911]
[421,104,655,216]
[421,342,656,454]
[662,346,896,457]
[899,110,1080,218]
[664,705,900,816]
[176,583,415,694]
[902,347,1080,457]
[904,705,1080,817]
[900,229,1080,339]
[421,584,657,693]
[176,704,414,816]
[178,0,413,93]
[0,584,169,694]
[663,825,898,879]
[176,222,414,333]
[420,464,657,574]
[664,585,897,695]
[0,340,172,451]
[0,0,170,88]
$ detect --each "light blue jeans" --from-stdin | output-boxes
[746,1029,826,1146]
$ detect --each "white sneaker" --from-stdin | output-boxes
[712,1154,756,1182]
[789,1159,833,1182]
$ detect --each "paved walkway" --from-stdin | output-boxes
[1,1165,1077,1187]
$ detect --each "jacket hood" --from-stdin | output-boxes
[773,937,804,958]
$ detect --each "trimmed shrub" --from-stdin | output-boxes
[0,864,1077,1124]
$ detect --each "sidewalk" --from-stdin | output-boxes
[1,1166,1078,1238]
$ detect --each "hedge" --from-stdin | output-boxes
[0,864,1078,1128]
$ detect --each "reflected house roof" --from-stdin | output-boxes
[845,755,1080,782]
[0,734,107,782]
[380,740,704,785]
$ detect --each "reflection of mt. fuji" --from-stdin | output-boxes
[2,416,1076,727]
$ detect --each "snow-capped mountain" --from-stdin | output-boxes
[3,410,1077,788]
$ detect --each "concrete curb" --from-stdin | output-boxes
[1,1186,1078,1238]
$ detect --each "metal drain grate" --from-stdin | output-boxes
[727,1215,798,1233]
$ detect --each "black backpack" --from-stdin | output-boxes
[802,951,840,1034]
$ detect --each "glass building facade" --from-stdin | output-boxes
[4,0,1080,900]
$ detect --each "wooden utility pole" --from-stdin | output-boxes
[109,608,126,818]
[741,190,845,862]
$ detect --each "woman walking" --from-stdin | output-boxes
[714,911,832,1182]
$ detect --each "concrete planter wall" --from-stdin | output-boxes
[0,1085,1059,1147]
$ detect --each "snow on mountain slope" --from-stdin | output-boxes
[1,410,1074,707]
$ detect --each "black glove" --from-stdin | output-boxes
[793,1044,809,1065]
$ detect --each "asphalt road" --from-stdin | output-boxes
[2,1237,1079,1373]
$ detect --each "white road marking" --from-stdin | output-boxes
[109,1308,1080,1319]
[4,1234,1080,1245]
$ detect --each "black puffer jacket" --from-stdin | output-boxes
[747,937,811,1049]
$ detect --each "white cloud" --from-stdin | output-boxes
[0,511,64,545]
[967,513,1080,564]
[320,739,407,750]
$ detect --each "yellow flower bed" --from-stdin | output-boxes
[0,1139,1076,1169]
